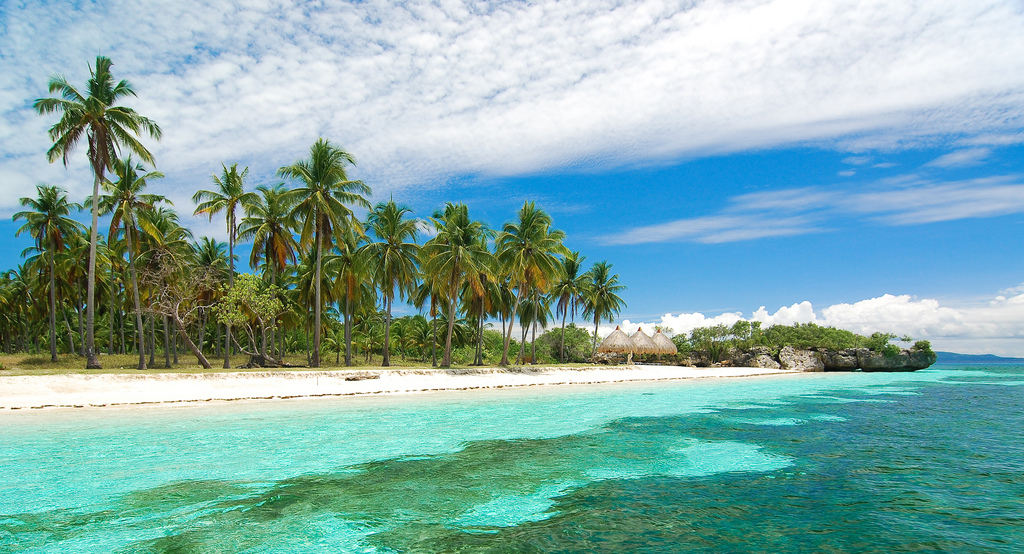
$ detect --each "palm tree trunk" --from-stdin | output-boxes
[199,310,207,355]
[344,294,353,367]
[119,306,126,354]
[76,287,85,357]
[312,228,322,368]
[517,323,528,365]
[531,317,537,365]
[225,221,235,369]
[591,316,600,360]
[63,308,75,355]
[500,286,525,365]
[148,313,156,368]
[442,296,457,368]
[163,315,171,368]
[431,309,438,368]
[559,309,568,363]
[382,295,392,367]
[474,302,484,366]
[170,313,211,369]
[84,171,101,369]
[172,320,179,365]
[108,274,116,355]
[215,319,221,357]
[125,226,147,370]
[48,251,57,362]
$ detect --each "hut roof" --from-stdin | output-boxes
[630,327,658,354]
[652,330,678,355]
[597,326,634,353]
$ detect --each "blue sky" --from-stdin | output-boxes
[2,1,1024,354]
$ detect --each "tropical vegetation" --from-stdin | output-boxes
[9,57,631,370]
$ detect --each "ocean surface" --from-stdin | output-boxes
[1,365,1022,553]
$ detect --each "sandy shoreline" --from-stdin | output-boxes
[0,365,795,411]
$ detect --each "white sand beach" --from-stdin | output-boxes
[0,365,795,411]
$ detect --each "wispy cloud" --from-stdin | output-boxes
[1,0,1023,214]
[603,175,1024,244]
[926,147,991,167]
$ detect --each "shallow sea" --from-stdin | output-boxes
[1,365,1022,553]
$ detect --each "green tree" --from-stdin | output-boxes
[421,203,493,368]
[582,261,626,357]
[215,273,284,366]
[362,200,420,366]
[98,157,167,369]
[278,138,371,367]
[13,185,84,362]
[495,201,567,365]
[34,56,162,369]
[193,163,257,368]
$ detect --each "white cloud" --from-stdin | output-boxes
[605,175,1024,244]
[1,0,1023,216]
[926,147,991,167]
[611,290,1024,356]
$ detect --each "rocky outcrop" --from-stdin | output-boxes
[753,354,781,369]
[821,349,860,370]
[858,348,937,372]
[778,346,825,372]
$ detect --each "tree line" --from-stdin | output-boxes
[8,56,627,369]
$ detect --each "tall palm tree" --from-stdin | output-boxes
[495,201,567,365]
[582,261,627,357]
[362,200,419,366]
[13,185,85,362]
[327,226,369,366]
[98,157,167,369]
[192,237,230,355]
[553,251,587,363]
[238,182,298,360]
[421,203,493,368]
[34,56,162,369]
[193,163,257,369]
[278,138,371,368]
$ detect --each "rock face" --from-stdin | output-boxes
[821,349,860,371]
[778,346,824,372]
[753,354,781,369]
[858,348,937,372]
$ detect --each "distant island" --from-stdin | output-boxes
[935,352,1024,364]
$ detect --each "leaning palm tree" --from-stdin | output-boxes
[552,251,588,363]
[278,138,371,368]
[495,201,568,365]
[34,56,162,369]
[193,163,257,368]
[97,157,167,370]
[421,203,494,368]
[13,185,85,362]
[582,261,627,358]
[362,200,420,366]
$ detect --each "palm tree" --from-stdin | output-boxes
[13,185,85,362]
[278,138,371,368]
[582,261,627,358]
[327,226,369,366]
[495,201,567,365]
[421,203,493,368]
[98,157,167,369]
[553,251,587,363]
[362,200,419,366]
[34,56,162,369]
[192,237,230,356]
[193,163,257,369]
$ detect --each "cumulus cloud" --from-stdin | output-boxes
[1,0,1023,216]
[605,175,1024,244]
[609,290,1024,356]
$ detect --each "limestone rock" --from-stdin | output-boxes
[859,348,937,372]
[822,349,859,371]
[753,354,781,369]
[779,346,824,372]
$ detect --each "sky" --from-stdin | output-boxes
[2,0,1024,355]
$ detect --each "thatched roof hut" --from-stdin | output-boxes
[652,330,678,355]
[597,326,634,353]
[630,327,658,355]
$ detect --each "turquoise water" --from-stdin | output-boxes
[1,366,1022,552]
